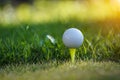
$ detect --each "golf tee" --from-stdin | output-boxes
[69,48,76,63]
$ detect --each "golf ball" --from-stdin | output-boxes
[62,28,84,48]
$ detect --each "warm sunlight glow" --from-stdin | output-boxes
[111,0,120,6]
[117,0,120,3]
[0,1,120,24]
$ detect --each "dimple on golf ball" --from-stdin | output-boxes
[62,28,84,48]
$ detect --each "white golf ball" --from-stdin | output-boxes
[62,28,84,48]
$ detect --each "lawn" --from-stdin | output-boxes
[0,20,120,80]
[0,1,120,80]
[0,61,120,80]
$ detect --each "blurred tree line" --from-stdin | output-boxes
[0,0,111,7]
[0,0,34,7]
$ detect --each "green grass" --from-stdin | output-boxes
[0,20,120,65]
[0,61,120,80]
[0,20,120,80]
[0,14,120,80]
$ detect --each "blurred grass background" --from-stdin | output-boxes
[0,0,120,24]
